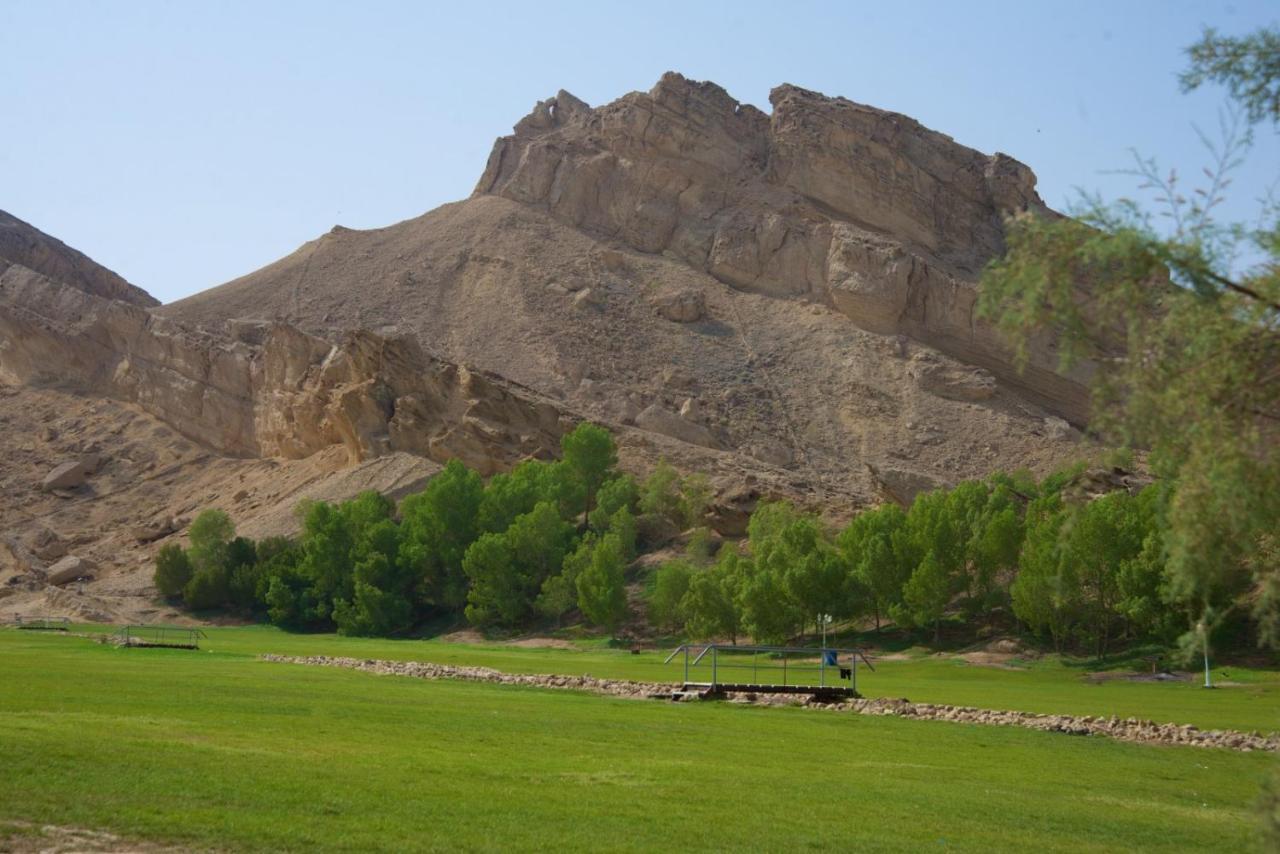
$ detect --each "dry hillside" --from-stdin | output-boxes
[2,73,1100,619]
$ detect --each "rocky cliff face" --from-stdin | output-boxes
[0,259,567,474]
[475,73,1091,423]
[0,210,159,307]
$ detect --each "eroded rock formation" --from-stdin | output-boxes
[0,259,567,474]
[475,73,1092,424]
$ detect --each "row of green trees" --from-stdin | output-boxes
[651,467,1188,658]
[158,438,1247,657]
[155,423,712,637]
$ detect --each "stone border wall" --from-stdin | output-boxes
[260,654,1277,753]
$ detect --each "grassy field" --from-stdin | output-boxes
[0,628,1276,852]
[173,625,1280,733]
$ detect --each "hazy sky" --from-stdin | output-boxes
[2,1,1276,303]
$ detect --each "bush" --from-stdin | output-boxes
[184,565,230,611]
[153,544,193,598]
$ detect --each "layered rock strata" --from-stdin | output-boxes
[475,73,1092,423]
[0,259,567,473]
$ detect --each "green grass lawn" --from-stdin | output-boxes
[0,629,1276,852]
[169,625,1280,733]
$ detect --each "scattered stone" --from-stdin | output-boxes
[26,527,67,561]
[41,460,89,491]
[678,397,702,421]
[634,404,719,449]
[908,352,996,401]
[653,289,706,323]
[132,517,177,544]
[262,654,1278,753]
[598,249,627,272]
[572,288,602,310]
[45,554,96,586]
[1043,416,1075,441]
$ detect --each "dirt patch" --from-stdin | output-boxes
[952,637,1040,669]
[508,637,578,650]
[1084,670,1194,684]
[0,821,188,853]
[438,629,487,645]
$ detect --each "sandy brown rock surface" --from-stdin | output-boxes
[1,74,1113,618]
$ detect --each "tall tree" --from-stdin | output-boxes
[575,533,628,633]
[399,460,484,612]
[560,422,618,525]
[978,25,1280,654]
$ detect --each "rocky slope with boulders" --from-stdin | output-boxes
[1,73,1110,617]
[161,74,1091,509]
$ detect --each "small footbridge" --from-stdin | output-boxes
[664,643,875,701]
[113,624,207,649]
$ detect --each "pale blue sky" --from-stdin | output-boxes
[2,1,1275,303]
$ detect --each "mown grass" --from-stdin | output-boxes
[0,629,1276,852]
[161,625,1280,733]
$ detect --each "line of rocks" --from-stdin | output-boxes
[259,654,1278,753]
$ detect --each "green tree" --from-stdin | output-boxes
[1181,26,1280,125]
[575,533,628,633]
[978,25,1280,654]
[681,547,744,643]
[464,501,575,628]
[588,474,639,532]
[476,461,544,534]
[679,473,713,529]
[332,518,413,636]
[648,560,692,632]
[898,552,951,643]
[506,501,576,593]
[462,534,521,627]
[638,461,683,525]
[746,501,842,639]
[1010,496,1077,651]
[225,536,261,612]
[837,504,911,631]
[737,559,797,645]
[561,422,617,525]
[183,565,229,611]
[187,508,235,574]
[399,460,484,612]
[537,534,596,625]
[153,544,193,598]
[685,526,715,564]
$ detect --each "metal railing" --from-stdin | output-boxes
[113,624,208,648]
[664,643,875,694]
[12,615,71,631]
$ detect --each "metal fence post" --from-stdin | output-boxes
[711,646,718,690]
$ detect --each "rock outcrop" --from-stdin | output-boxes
[0,259,569,473]
[0,210,158,307]
[475,73,1092,424]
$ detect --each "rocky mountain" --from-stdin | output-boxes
[0,73,1098,620]
[163,74,1089,500]
[0,211,158,307]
